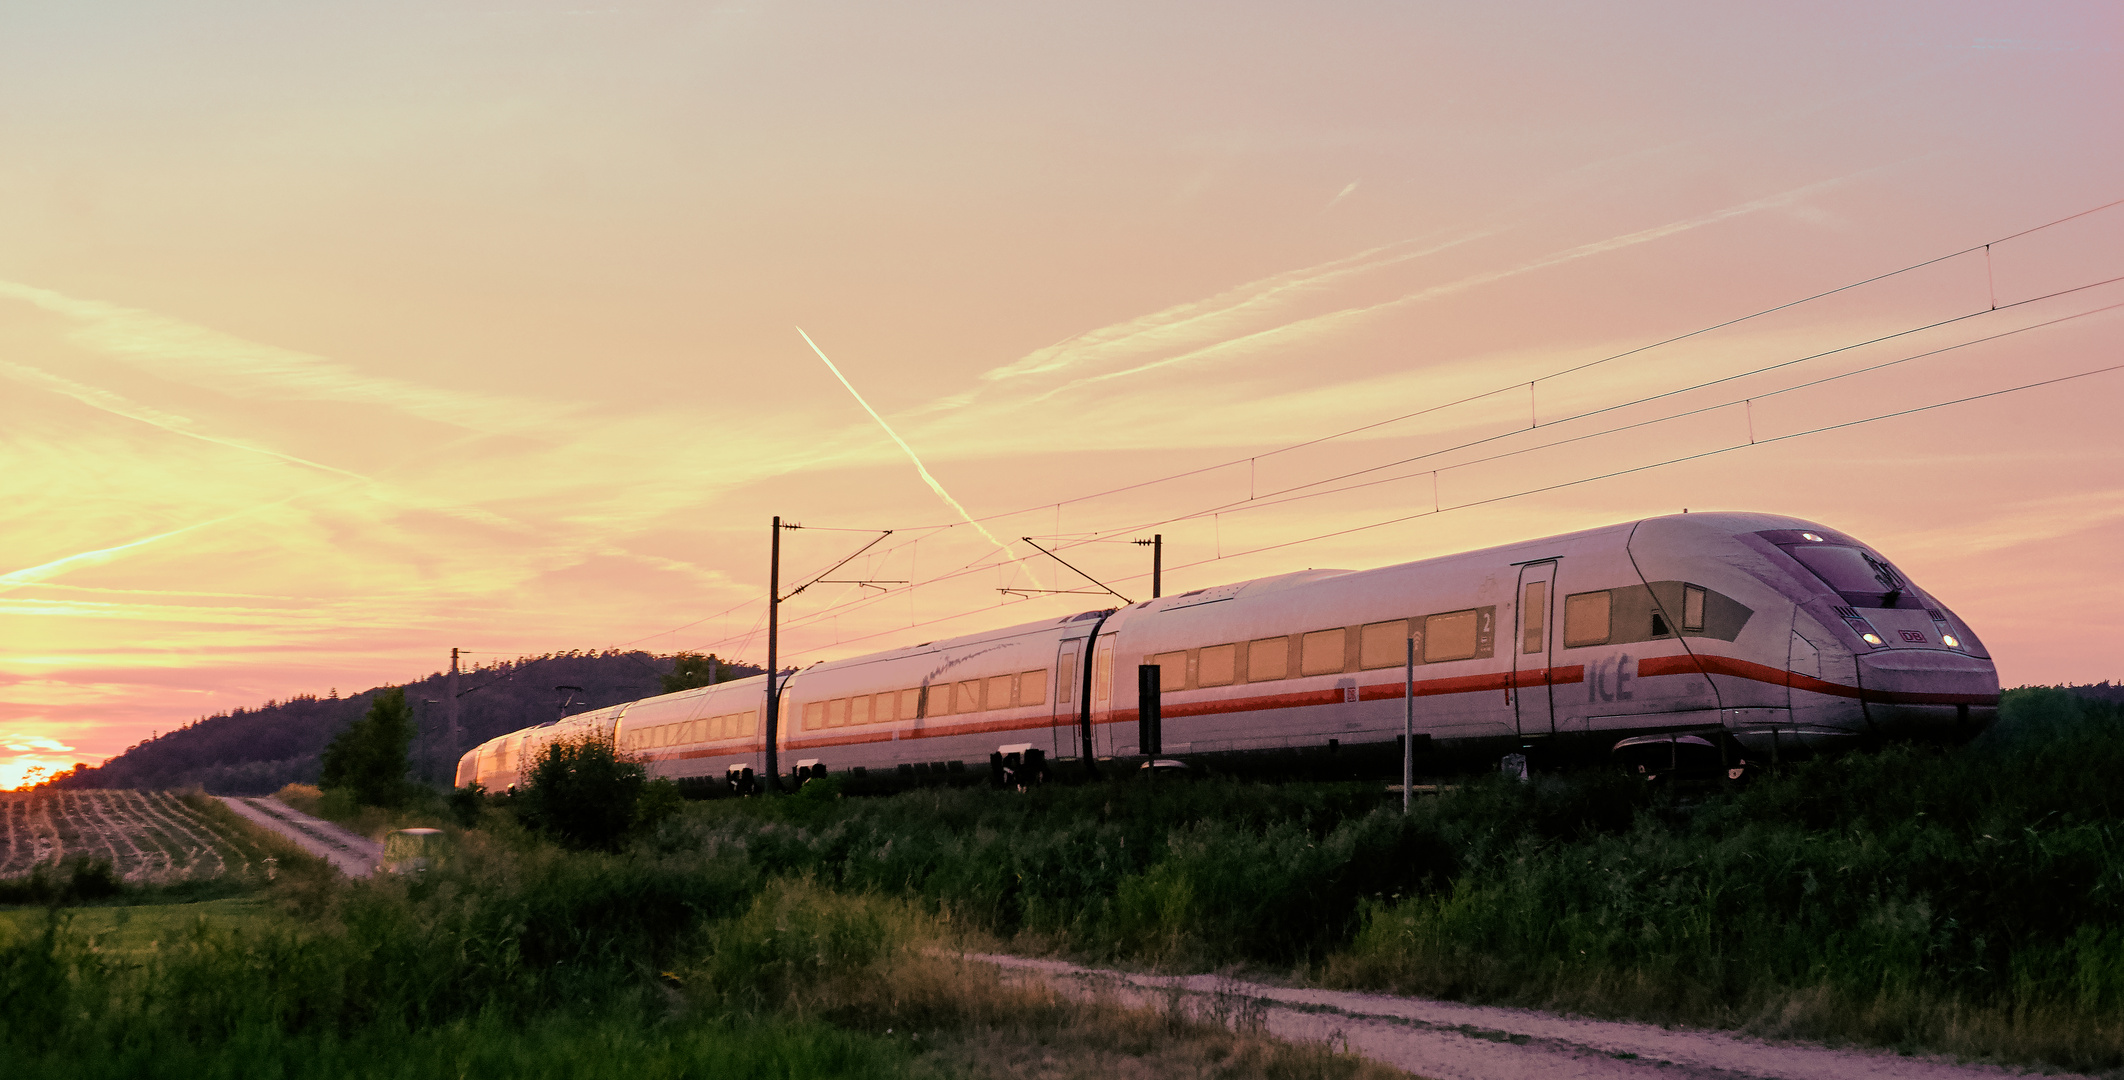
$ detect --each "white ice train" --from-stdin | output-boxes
[456,512,1999,792]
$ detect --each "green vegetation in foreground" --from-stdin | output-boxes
[0,898,266,954]
[1,798,1395,1079]
[648,686,2124,1073]
[9,686,2113,1076]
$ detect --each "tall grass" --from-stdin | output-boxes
[0,831,1388,1078]
[645,688,2124,1071]
[0,830,917,1079]
[1323,687,2124,1068]
[12,687,2113,1073]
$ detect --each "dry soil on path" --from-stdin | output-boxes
[969,954,2090,1080]
[216,796,381,877]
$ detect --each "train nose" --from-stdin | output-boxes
[1856,649,1999,741]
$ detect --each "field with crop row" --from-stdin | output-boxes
[0,790,274,883]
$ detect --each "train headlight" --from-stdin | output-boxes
[1861,632,1884,645]
[1942,634,1960,647]
[1801,532,1824,542]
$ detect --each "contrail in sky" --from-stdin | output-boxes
[0,483,356,594]
[0,360,369,480]
[797,328,1043,588]
[0,521,226,592]
[1035,172,1862,399]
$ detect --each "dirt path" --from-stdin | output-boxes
[969,954,2085,1080]
[216,797,381,877]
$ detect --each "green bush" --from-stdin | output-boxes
[319,686,416,810]
[0,857,122,907]
[516,734,650,850]
[448,782,488,828]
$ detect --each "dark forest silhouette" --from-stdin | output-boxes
[41,651,762,795]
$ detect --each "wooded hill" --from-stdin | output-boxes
[44,651,763,795]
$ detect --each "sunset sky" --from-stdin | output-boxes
[3,1,2120,787]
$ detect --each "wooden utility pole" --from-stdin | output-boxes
[1131,534,1163,598]
[1404,638,1415,815]
[1152,534,1162,599]
[765,516,783,791]
[446,647,462,785]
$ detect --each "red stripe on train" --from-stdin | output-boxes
[1635,653,1997,706]
[663,651,1993,760]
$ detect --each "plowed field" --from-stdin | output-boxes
[0,790,275,883]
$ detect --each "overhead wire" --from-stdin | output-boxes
[686,295,2123,654]
[720,351,2124,659]
[844,195,2124,533]
[1077,285,2124,535]
[743,277,2124,629]
[628,196,2123,660]
[634,195,2124,652]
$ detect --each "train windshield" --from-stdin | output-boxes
[1783,544,1914,608]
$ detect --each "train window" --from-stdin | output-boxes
[803,701,825,731]
[1360,620,1411,669]
[1786,544,1904,603]
[1683,584,1706,632]
[1057,650,1077,704]
[1423,611,1480,662]
[955,679,983,714]
[1198,643,1236,686]
[824,698,844,728]
[1563,591,1612,647]
[901,687,922,721]
[1522,581,1547,654]
[988,673,1016,709]
[850,694,872,726]
[1092,642,1114,706]
[1151,651,1187,692]
[1249,637,1289,681]
[1020,669,1048,706]
[1301,628,1346,676]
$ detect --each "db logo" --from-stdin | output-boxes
[1899,630,1928,643]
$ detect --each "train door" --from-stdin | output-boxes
[1513,560,1559,739]
[1051,638,1083,759]
[1091,633,1117,756]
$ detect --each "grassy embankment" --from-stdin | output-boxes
[0,794,1400,1079]
[8,686,2114,1076]
[653,686,2124,1073]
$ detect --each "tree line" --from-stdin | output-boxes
[41,651,761,794]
